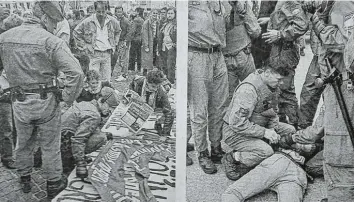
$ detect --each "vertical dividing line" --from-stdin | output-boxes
[176,1,188,202]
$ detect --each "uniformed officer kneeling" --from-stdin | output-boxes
[0,1,84,199]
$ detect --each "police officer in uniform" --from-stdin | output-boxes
[188,1,229,174]
[262,1,309,128]
[0,2,84,199]
[310,1,354,201]
[223,1,261,104]
[221,66,296,180]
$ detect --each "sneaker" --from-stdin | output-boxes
[47,175,68,199]
[221,152,240,181]
[211,144,225,164]
[20,175,32,193]
[115,75,127,82]
[198,150,217,174]
[2,159,16,169]
[186,154,193,166]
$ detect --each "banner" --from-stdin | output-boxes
[89,138,175,202]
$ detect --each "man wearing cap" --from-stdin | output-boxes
[222,66,296,181]
[73,1,121,82]
[61,92,112,178]
[0,1,84,199]
[188,1,229,174]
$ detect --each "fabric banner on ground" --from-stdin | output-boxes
[89,138,175,202]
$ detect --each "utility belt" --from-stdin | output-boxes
[7,80,62,102]
[188,45,221,54]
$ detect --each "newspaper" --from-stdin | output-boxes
[121,101,154,133]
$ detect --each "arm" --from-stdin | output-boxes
[279,2,309,41]
[112,17,122,47]
[228,84,266,138]
[74,111,101,145]
[142,21,149,50]
[124,18,134,42]
[53,41,84,105]
[244,2,261,39]
[73,20,86,51]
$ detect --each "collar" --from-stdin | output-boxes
[23,16,46,29]
[93,14,110,28]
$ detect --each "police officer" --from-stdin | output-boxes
[188,1,229,174]
[298,0,328,129]
[262,1,309,128]
[222,66,296,180]
[0,2,84,199]
[310,1,354,201]
[223,1,261,104]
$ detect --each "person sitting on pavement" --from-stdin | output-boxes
[222,65,296,181]
[61,91,115,178]
[129,69,173,136]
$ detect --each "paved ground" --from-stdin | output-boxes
[186,42,327,202]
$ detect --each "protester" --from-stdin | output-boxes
[128,8,144,73]
[73,1,121,82]
[158,7,176,84]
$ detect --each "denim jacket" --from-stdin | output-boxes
[73,14,121,54]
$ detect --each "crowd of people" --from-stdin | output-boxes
[0,1,176,200]
[187,1,353,202]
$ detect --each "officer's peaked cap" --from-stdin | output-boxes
[38,1,64,21]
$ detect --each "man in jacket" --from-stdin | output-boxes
[262,1,309,128]
[222,66,296,180]
[113,6,133,82]
[73,1,121,82]
[128,8,144,73]
[141,9,160,75]
[0,1,84,199]
[223,1,261,104]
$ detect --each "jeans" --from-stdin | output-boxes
[222,153,307,202]
[90,50,112,82]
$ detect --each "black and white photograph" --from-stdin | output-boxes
[0,1,178,201]
[187,1,354,202]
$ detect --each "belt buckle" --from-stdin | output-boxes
[39,84,48,100]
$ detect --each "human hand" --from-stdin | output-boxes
[264,129,280,144]
[314,78,324,88]
[262,29,280,44]
[257,17,269,25]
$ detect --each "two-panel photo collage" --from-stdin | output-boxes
[0,0,353,202]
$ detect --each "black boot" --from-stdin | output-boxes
[211,144,225,164]
[47,175,68,199]
[20,175,32,193]
[76,160,88,179]
[186,154,193,166]
[1,159,16,169]
[198,150,217,174]
[222,152,250,181]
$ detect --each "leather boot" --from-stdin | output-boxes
[211,144,225,164]
[198,150,217,174]
[221,152,240,181]
[47,175,68,199]
[20,175,32,193]
[76,160,88,179]
[186,154,193,166]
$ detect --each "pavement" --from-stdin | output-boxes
[186,43,327,202]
